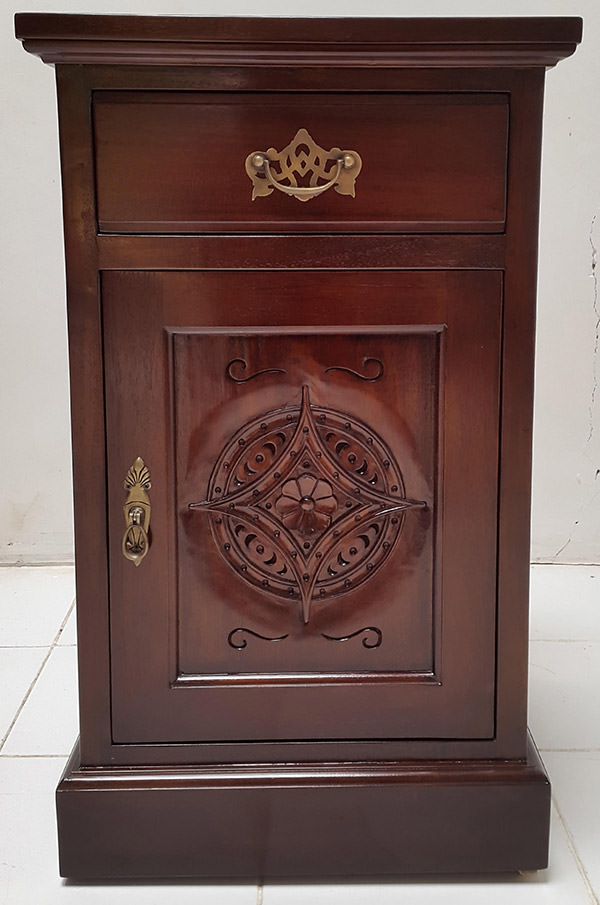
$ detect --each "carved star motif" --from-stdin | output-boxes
[189,386,425,623]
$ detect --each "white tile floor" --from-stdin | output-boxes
[0,563,598,904]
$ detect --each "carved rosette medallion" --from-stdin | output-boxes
[189,387,425,623]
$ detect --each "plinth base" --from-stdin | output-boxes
[57,735,550,880]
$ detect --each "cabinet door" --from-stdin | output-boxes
[103,270,501,743]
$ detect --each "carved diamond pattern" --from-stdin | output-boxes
[189,386,426,623]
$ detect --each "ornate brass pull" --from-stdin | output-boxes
[245,128,362,203]
[122,457,151,566]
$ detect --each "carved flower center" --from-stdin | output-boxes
[274,474,337,538]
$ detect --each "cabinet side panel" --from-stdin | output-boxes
[56,66,111,765]
[496,70,545,756]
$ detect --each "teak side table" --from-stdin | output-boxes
[16,14,581,880]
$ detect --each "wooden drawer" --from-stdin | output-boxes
[93,92,508,234]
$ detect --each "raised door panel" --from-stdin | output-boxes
[102,270,501,744]
[175,327,436,677]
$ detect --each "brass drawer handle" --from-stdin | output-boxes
[122,457,151,566]
[245,128,362,203]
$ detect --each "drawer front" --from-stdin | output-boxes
[94,92,508,234]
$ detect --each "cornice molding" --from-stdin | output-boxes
[15,15,582,69]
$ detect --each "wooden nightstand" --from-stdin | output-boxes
[15,14,581,880]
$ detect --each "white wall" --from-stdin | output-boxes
[1,0,598,564]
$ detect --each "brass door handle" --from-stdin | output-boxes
[122,457,151,566]
[245,128,362,203]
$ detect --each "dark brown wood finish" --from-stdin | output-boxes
[56,736,551,879]
[96,234,506,271]
[15,14,581,67]
[94,92,508,234]
[52,61,537,771]
[103,271,500,744]
[16,13,581,879]
[496,69,546,755]
[54,67,111,768]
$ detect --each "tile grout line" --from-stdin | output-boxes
[0,561,75,569]
[0,753,69,759]
[0,644,77,649]
[543,745,600,753]
[0,597,76,753]
[531,561,600,567]
[531,639,600,643]
[552,794,600,905]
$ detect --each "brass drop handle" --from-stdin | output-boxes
[251,153,351,201]
[122,457,151,566]
[245,128,362,203]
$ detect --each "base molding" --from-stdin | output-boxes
[57,735,550,879]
